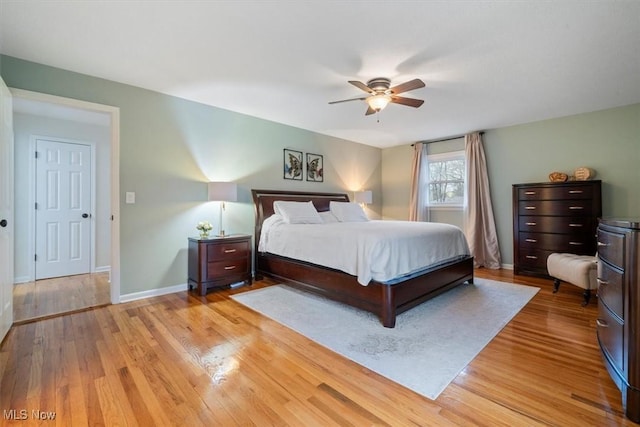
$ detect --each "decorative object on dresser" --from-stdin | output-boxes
[512,180,602,277]
[596,218,640,422]
[574,166,594,181]
[548,171,568,182]
[188,234,252,295]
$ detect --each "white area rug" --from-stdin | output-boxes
[231,278,538,400]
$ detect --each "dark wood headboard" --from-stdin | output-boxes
[251,189,350,250]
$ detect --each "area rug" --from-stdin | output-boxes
[231,278,538,400]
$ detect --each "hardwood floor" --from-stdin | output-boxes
[12,272,111,324]
[1,269,636,426]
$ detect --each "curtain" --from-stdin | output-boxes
[409,143,430,221]
[464,132,501,269]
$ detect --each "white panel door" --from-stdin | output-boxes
[0,77,14,342]
[35,139,91,280]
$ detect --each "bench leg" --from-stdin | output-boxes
[553,279,560,293]
[582,289,592,306]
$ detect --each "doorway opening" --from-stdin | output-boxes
[11,89,120,323]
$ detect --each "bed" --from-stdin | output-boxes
[252,189,474,328]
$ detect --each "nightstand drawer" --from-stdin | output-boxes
[207,241,249,261]
[207,258,249,279]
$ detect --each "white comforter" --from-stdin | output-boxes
[259,215,470,285]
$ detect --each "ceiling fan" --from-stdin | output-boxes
[329,77,425,116]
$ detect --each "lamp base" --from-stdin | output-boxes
[217,230,226,237]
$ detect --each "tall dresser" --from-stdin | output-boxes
[512,180,602,277]
[596,218,640,422]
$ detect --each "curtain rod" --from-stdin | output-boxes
[411,131,484,146]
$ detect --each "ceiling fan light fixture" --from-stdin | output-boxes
[366,94,391,111]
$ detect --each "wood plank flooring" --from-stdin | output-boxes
[1,269,636,426]
[12,273,111,323]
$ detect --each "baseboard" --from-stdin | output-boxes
[94,265,111,274]
[119,282,189,303]
[13,275,30,284]
[501,263,514,270]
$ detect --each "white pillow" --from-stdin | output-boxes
[273,201,322,224]
[329,201,369,222]
[319,211,339,223]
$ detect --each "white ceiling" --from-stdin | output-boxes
[1,1,639,148]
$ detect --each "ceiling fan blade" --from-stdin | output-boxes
[328,96,367,105]
[390,96,424,108]
[389,78,425,95]
[349,80,373,93]
[365,106,376,116]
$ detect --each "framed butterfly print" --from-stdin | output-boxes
[306,153,323,182]
[283,149,303,181]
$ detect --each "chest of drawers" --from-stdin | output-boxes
[512,181,602,277]
[188,234,252,295]
[597,218,640,422]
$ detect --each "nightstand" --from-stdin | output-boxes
[188,234,252,295]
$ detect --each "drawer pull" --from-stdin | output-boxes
[597,278,609,286]
[597,241,610,247]
[569,223,583,227]
[224,249,237,253]
[525,206,536,210]
[525,222,537,226]
[224,265,237,270]
[568,190,584,194]
[525,239,537,243]
[525,191,536,195]
[569,206,584,210]
[569,241,583,246]
[525,255,538,259]
[596,319,609,328]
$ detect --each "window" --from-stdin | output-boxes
[426,150,465,208]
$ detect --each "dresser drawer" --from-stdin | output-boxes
[597,229,625,269]
[207,241,250,261]
[207,258,250,279]
[598,261,624,319]
[518,184,596,201]
[518,200,594,216]
[519,232,591,252]
[518,216,593,234]
[597,303,624,374]
[517,248,554,270]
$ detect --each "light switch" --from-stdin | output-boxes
[125,192,136,204]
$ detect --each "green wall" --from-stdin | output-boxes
[1,55,382,296]
[382,103,640,266]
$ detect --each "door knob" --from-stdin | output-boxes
[82,213,89,218]
[0,219,6,227]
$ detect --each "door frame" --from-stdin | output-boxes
[11,88,121,304]
[29,136,96,280]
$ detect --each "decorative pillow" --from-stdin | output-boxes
[319,211,339,223]
[273,201,322,224]
[329,201,369,222]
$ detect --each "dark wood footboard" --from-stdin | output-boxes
[257,251,473,327]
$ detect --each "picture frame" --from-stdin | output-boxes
[306,153,323,182]
[283,149,303,180]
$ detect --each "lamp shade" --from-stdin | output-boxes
[366,94,391,111]
[354,190,372,204]
[208,182,237,202]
